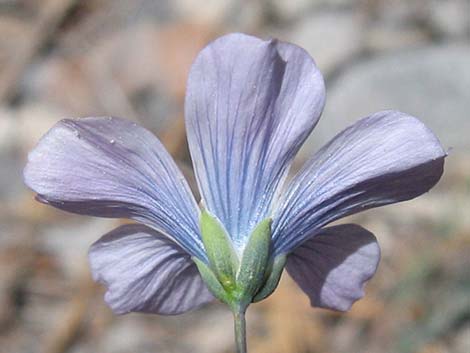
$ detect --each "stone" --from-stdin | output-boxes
[174,0,234,25]
[429,0,470,39]
[365,25,430,52]
[0,108,16,151]
[452,324,470,353]
[298,44,470,161]
[184,308,236,353]
[41,218,117,277]
[269,0,316,21]
[285,11,365,76]
[98,317,164,353]
[269,0,360,21]
[0,109,24,202]
[16,103,65,152]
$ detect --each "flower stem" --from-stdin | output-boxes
[233,310,247,353]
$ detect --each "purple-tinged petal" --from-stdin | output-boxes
[89,224,214,315]
[286,224,380,311]
[273,111,445,254]
[185,33,325,250]
[23,117,206,260]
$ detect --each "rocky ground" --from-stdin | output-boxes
[0,1,469,353]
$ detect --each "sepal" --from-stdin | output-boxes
[253,254,286,302]
[200,210,239,290]
[196,216,279,312]
[193,257,232,305]
[236,218,272,303]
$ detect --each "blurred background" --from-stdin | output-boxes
[0,0,469,352]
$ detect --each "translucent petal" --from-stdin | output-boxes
[24,117,205,260]
[89,224,214,315]
[185,33,325,250]
[286,224,380,311]
[273,111,445,254]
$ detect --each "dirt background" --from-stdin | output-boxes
[0,1,469,352]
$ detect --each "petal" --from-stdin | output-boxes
[286,224,380,311]
[273,111,446,254]
[24,117,205,260]
[89,224,214,315]
[185,33,325,250]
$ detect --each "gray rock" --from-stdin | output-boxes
[429,0,470,39]
[364,25,430,52]
[0,109,16,151]
[269,0,316,21]
[16,103,65,152]
[285,11,365,76]
[41,218,117,276]
[174,0,232,23]
[98,317,163,353]
[269,0,360,21]
[184,307,234,353]
[452,324,470,353]
[298,44,470,161]
[0,109,24,201]
[369,0,428,25]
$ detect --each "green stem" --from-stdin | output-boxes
[233,310,247,353]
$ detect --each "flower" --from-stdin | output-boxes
[23,33,445,318]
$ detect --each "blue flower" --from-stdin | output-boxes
[23,33,445,316]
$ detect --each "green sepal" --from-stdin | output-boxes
[253,254,286,302]
[200,210,239,290]
[236,218,272,302]
[192,257,231,304]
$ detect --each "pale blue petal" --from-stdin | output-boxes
[24,117,206,260]
[273,111,445,254]
[286,224,380,311]
[89,224,214,315]
[185,33,325,250]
